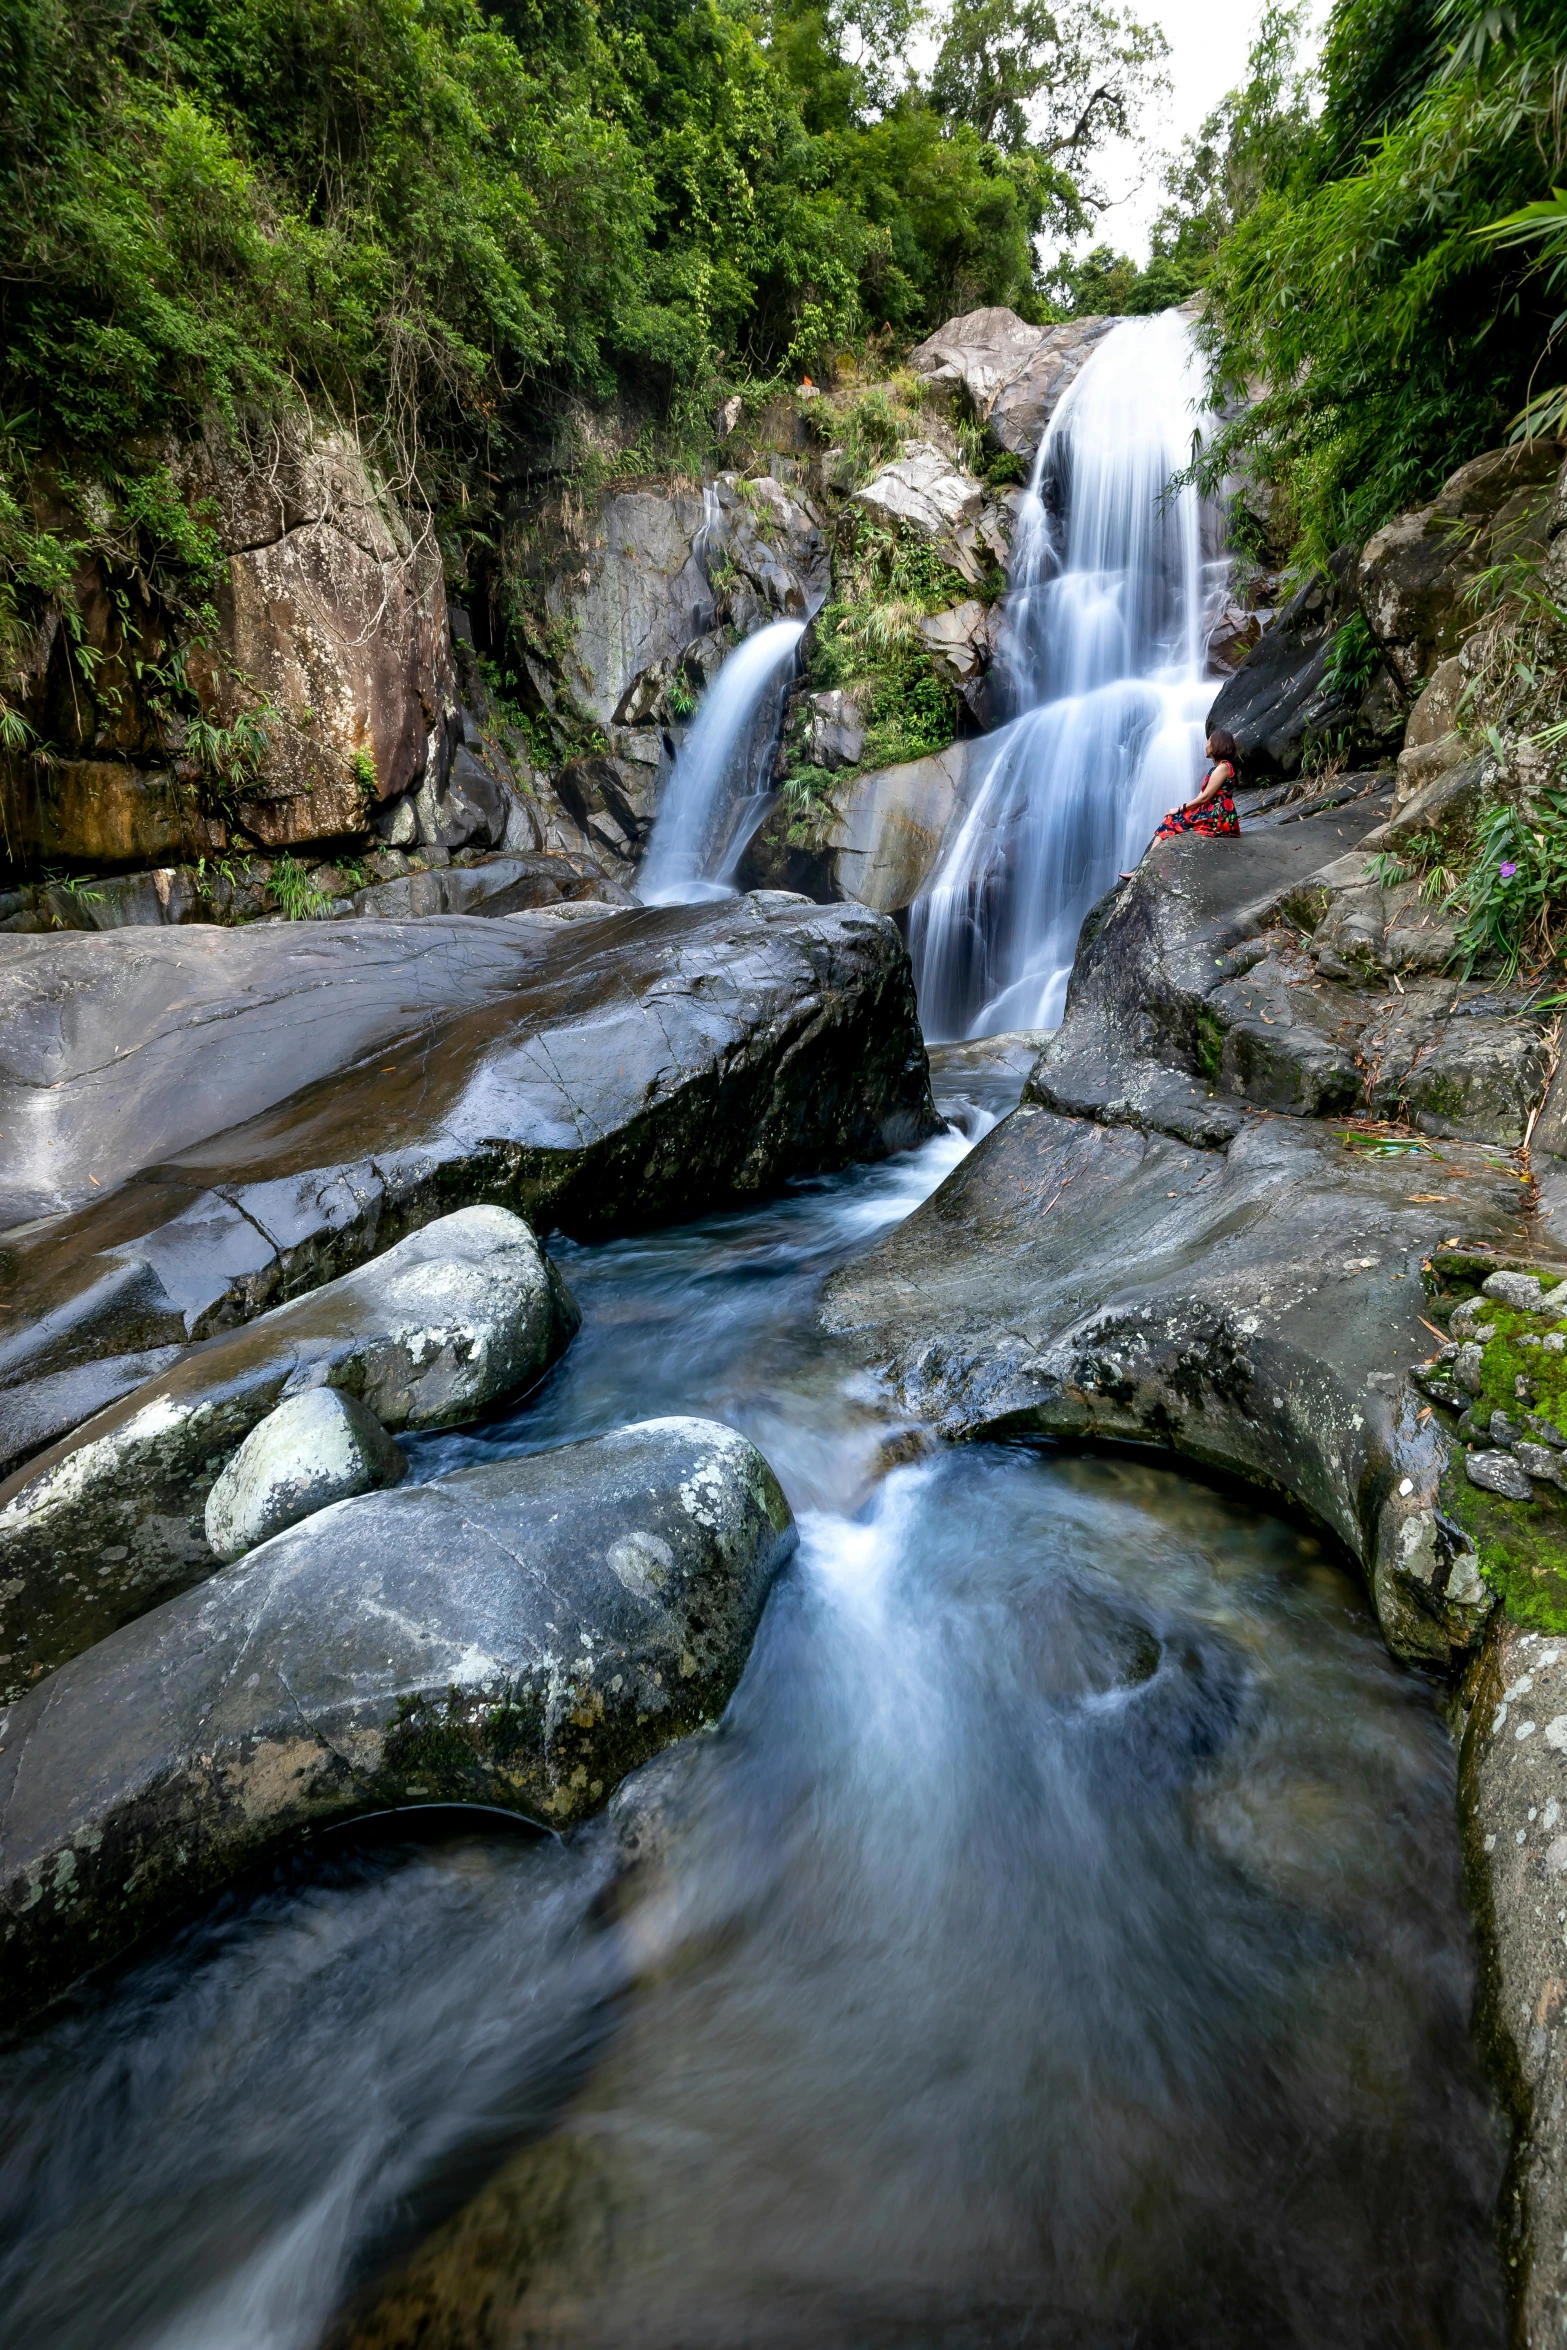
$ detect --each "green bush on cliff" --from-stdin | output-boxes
[803,511,963,772]
[1180,0,1566,571]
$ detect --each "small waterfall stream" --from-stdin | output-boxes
[910,311,1225,1039]
[637,617,805,904]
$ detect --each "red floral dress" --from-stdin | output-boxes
[1154,762,1239,840]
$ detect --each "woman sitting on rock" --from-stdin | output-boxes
[1151,728,1241,844]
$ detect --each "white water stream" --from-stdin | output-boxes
[910,310,1226,1039]
[637,617,805,904]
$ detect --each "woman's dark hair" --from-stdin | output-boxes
[1207,727,1240,769]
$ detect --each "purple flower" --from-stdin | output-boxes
[1499,860,1518,877]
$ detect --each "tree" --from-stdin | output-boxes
[927,0,1165,166]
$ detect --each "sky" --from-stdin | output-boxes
[1079,0,1325,263]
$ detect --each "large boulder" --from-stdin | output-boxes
[176,421,458,846]
[988,317,1120,458]
[908,309,1119,459]
[853,443,1011,586]
[822,783,1566,1668]
[544,474,828,729]
[0,1416,795,2018]
[821,1099,1520,1671]
[0,899,937,1459]
[907,306,1050,415]
[1030,781,1548,1146]
[1359,441,1565,695]
[0,918,545,1228]
[1205,554,1363,778]
[819,741,980,914]
[0,1205,578,1697]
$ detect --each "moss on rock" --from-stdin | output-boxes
[1442,1462,1567,1633]
[1428,1290,1567,1632]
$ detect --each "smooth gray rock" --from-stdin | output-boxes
[1460,1619,1567,2341]
[0,1206,578,1698]
[0,1416,795,2018]
[823,741,982,914]
[204,1387,407,1561]
[543,477,828,728]
[906,306,1050,416]
[0,899,936,1465]
[1025,788,1392,1145]
[852,442,1009,587]
[821,1102,1520,1667]
[0,1346,186,1481]
[984,316,1119,456]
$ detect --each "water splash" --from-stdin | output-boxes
[637,618,805,905]
[910,311,1227,1039]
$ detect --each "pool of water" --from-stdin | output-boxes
[0,1054,1506,2350]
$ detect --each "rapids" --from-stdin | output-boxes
[911,310,1227,1038]
[0,1051,1505,2350]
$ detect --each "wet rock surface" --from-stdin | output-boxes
[1205,557,1366,778]
[0,899,936,1454]
[204,1386,408,1562]
[822,1097,1520,1667]
[824,788,1565,1673]
[0,1205,578,1698]
[0,1416,795,2019]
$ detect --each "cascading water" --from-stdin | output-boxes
[637,617,805,905]
[910,309,1227,1039]
[0,1049,1506,2347]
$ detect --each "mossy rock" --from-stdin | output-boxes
[1442,1462,1567,1634]
[1435,1294,1567,1633]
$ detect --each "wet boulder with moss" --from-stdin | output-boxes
[0,1415,795,2020]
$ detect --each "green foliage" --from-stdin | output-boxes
[350,747,379,802]
[1475,185,1567,437]
[789,511,964,783]
[267,851,332,920]
[0,0,1165,764]
[1184,0,1566,572]
[823,378,924,482]
[1447,789,1567,978]
[1322,612,1383,697]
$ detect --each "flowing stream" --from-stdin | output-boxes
[0,315,1509,2349]
[0,1050,1505,2350]
[911,309,1226,1039]
[637,618,806,904]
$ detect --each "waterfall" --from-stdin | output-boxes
[909,311,1225,1039]
[638,618,805,905]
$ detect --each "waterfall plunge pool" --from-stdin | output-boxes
[0,1050,1506,2350]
